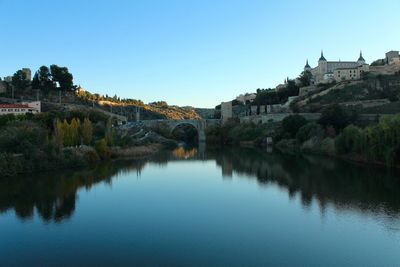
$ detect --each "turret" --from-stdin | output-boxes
[319,51,327,62]
[357,51,365,65]
[304,59,311,72]
[318,51,328,74]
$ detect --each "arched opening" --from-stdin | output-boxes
[171,123,199,146]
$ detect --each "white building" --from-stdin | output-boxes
[0,101,41,115]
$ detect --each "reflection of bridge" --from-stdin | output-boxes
[141,119,221,142]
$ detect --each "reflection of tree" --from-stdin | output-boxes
[2,147,400,224]
[0,160,147,223]
[211,147,400,217]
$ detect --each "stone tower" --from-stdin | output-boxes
[318,51,327,75]
[357,51,365,66]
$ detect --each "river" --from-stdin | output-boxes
[1,147,400,266]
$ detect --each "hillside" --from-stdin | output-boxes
[293,72,400,114]
[0,86,202,121]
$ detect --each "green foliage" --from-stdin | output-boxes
[50,65,74,91]
[335,115,400,166]
[95,139,110,159]
[318,104,354,131]
[12,70,30,91]
[281,115,307,138]
[32,65,55,92]
[0,153,23,177]
[81,118,93,145]
[0,121,48,154]
[206,119,268,145]
[335,125,361,154]
[105,118,114,145]
[298,70,312,87]
[253,80,299,106]
[296,122,320,143]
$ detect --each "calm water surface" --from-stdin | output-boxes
[1,147,400,266]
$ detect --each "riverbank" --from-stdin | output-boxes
[0,110,177,177]
[206,108,400,169]
[0,143,166,178]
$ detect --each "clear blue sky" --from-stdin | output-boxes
[0,0,399,107]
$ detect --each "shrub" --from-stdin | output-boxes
[318,104,353,131]
[281,115,307,138]
[296,122,320,143]
[95,139,110,159]
[335,125,361,154]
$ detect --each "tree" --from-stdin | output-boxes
[281,115,307,138]
[105,118,114,145]
[81,118,93,145]
[32,66,55,91]
[54,119,65,147]
[70,118,81,146]
[12,70,30,92]
[298,70,312,87]
[50,65,74,91]
[318,104,353,131]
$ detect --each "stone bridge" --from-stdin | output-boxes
[140,119,221,143]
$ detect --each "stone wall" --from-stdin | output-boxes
[339,99,390,108]
[370,65,400,75]
[240,113,321,124]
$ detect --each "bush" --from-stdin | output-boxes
[335,115,400,166]
[281,115,307,138]
[318,104,354,131]
[335,125,361,154]
[296,122,320,143]
[95,139,110,159]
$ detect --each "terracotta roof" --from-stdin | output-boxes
[0,104,30,109]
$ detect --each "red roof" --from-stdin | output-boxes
[0,104,30,109]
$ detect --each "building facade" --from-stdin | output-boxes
[305,51,369,84]
[386,51,400,65]
[0,101,41,115]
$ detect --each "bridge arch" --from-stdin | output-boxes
[169,120,206,143]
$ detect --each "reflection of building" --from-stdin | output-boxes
[0,101,41,115]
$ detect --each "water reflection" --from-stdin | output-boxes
[0,160,147,223]
[211,148,400,223]
[1,147,400,224]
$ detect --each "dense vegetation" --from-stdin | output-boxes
[207,103,400,168]
[0,110,137,177]
[336,115,400,166]
[253,80,299,106]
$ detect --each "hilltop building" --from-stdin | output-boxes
[0,101,41,115]
[385,51,400,65]
[304,51,369,84]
